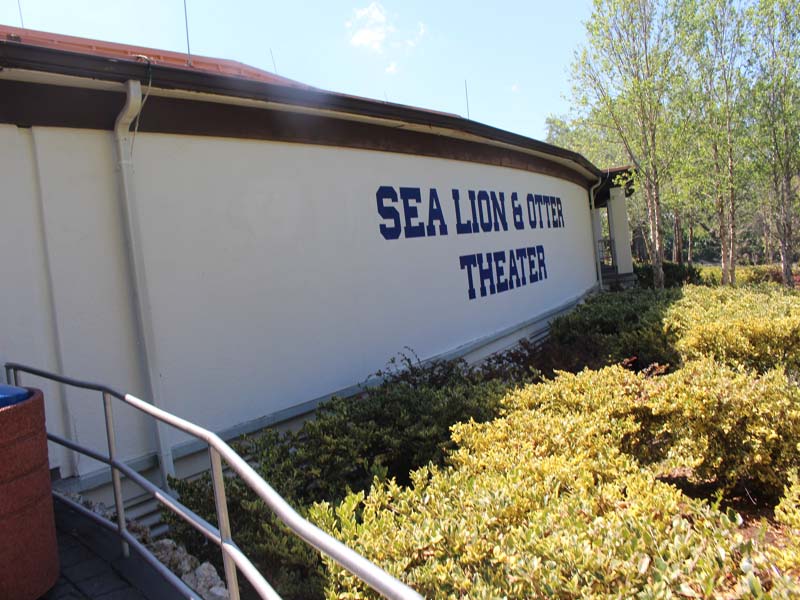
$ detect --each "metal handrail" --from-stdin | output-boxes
[5,362,423,600]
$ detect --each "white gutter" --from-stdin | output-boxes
[114,79,176,486]
[589,177,604,288]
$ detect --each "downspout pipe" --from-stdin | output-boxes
[589,176,604,290]
[114,79,176,487]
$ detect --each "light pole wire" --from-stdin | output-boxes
[17,0,24,28]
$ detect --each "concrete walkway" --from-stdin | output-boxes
[40,498,188,600]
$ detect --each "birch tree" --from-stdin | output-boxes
[750,0,800,286]
[573,0,686,288]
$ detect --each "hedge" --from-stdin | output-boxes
[165,356,509,599]
[663,285,800,373]
[313,363,800,598]
[698,264,794,286]
[165,286,800,598]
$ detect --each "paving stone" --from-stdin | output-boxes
[62,558,108,583]
[39,578,89,599]
[58,544,97,569]
[94,588,147,600]
[73,571,129,597]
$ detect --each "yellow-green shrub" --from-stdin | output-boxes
[698,264,791,286]
[769,473,800,578]
[644,360,800,497]
[664,285,800,373]
[312,366,800,598]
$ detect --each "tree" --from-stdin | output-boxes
[573,0,687,288]
[679,0,749,284]
[749,0,800,286]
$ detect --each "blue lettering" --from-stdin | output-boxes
[377,186,401,240]
[508,249,519,289]
[490,192,508,231]
[527,193,537,229]
[535,194,545,227]
[511,192,524,230]
[477,191,492,233]
[537,245,548,279]
[556,197,565,227]
[468,191,480,233]
[476,253,495,297]
[515,248,528,285]
[527,246,539,283]
[400,187,425,238]
[453,189,473,235]
[426,188,448,236]
[459,254,478,300]
[494,251,508,293]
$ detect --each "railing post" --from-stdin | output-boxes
[4,366,12,385]
[209,447,240,600]
[103,391,130,558]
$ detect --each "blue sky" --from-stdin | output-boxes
[1,0,593,141]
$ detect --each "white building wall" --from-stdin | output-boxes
[131,134,597,449]
[2,125,597,476]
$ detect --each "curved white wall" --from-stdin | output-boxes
[1,124,596,476]
[132,135,596,449]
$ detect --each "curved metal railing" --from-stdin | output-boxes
[5,362,423,600]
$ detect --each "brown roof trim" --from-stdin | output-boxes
[0,40,602,182]
[0,79,591,188]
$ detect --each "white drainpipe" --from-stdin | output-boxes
[114,79,176,486]
[589,176,604,290]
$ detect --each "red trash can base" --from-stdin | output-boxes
[0,389,60,599]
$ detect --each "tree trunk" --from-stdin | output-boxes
[650,180,665,289]
[779,176,795,287]
[726,119,737,286]
[673,212,684,265]
[688,219,694,266]
[713,141,730,285]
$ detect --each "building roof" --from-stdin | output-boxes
[0,24,615,186]
[0,24,313,90]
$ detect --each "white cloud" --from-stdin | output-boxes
[385,62,398,74]
[405,22,427,48]
[511,83,520,93]
[347,2,393,52]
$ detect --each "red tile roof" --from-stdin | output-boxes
[0,24,314,90]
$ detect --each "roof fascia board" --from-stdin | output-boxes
[0,41,601,181]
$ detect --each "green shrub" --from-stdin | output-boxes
[541,288,681,372]
[166,356,509,599]
[645,360,800,498]
[312,365,800,598]
[699,264,792,286]
[772,473,800,577]
[698,265,723,286]
[664,285,800,373]
[635,261,702,288]
[165,286,800,598]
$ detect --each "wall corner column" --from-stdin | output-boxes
[607,187,634,275]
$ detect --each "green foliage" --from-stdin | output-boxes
[699,264,793,286]
[543,288,682,371]
[635,261,702,288]
[771,473,800,576]
[167,286,800,597]
[663,285,800,373]
[166,356,509,599]
[312,364,800,598]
